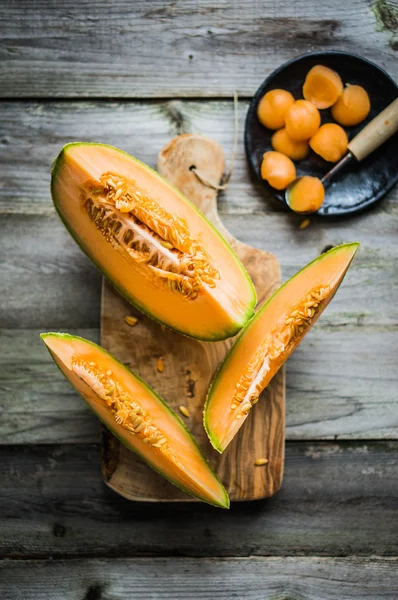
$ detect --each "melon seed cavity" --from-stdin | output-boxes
[231,285,330,420]
[83,173,220,300]
[71,359,176,458]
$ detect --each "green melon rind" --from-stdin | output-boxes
[204,242,360,453]
[50,142,256,341]
[41,332,229,508]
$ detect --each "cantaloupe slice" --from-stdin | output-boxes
[41,333,229,508]
[204,243,359,453]
[51,143,256,341]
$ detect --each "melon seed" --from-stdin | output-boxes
[124,315,138,327]
[300,218,310,229]
[179,405,190,418]
[157,357,164,373]
[255,458,268,466]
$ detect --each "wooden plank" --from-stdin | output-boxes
[2,208,398,330]
[2,326,397,444]
[0,1,396,98]
[1,100,398,215]
[0,100,267,215]
[0,441,397,557]
[1,557,397,600]
[2,326,397,443]
[0,328,100,445]
[1,215,102,330]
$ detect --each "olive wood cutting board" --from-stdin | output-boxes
[100,134,285,502]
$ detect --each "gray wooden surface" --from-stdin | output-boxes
[1,557,398,600]
[1,0,397,598]
[1,442,397,557]
[0,0,396,98]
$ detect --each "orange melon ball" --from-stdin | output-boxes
[257,89,295,130]
[285,100,321,141]
[287,176,325,213]
[303,65,343,109]
[331,84,371,126]
[260,151,296,190]
[271,128,309,161]
[309,123,348,162]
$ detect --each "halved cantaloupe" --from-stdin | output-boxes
[41,333,229,508]
[51,143,256,341]
[204,243,359,453]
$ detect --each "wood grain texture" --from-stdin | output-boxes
[0,328,100,445]
[2,99,398,216]
[101,134,283,502]
[1,557,398,600]
[0,100,275,215]
[1,0,396,98]
[1,441,397,558]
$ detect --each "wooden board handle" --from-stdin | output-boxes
[348,97,398,161]
[158,134,224,216]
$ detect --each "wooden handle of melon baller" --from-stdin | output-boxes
[348,97,398,162]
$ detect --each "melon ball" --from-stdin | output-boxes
[271,128,309,161]
[260,151,296,190]
[285,100,321,141]
[257,89,295,130]
[303,65,343,109]
[331,85,371,126]
[287,175,325,213]
[310,123,348,162]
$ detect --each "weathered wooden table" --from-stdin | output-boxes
[1,1,397,598]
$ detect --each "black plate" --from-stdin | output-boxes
[245,51,398,216]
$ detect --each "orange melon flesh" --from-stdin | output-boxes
[51,143,256,341]
[41,333,229,508]
[204,243,359,453]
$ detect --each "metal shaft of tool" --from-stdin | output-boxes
[321,152,354,188]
